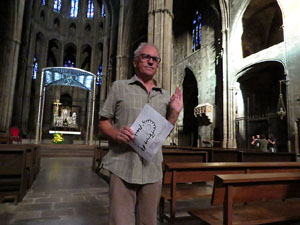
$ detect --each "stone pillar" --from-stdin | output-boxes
[227,87,237,148]
[0,0,26,132]
[148,0,173,93]
[13,0,34,129]
[76,44,81,68]
[116,0,130,80]
[61,0,69,15]
[219,0,230,148]
[20,30,37,135]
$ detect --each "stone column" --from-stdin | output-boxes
[228,87,237,148]
[13,0,34,130]
[0,0,26,132]
[219,0,230,148]
[148,0,173,93]
[20,30,37,135]
[116,0,130,80]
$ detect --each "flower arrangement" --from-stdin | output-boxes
[52,133,64,144]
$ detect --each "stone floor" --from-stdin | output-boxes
[0,157,204,225]
[1,157,299,225]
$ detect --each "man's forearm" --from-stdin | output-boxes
[99,119,118,141]
[167,110,180,125]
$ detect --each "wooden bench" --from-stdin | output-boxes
[0,133,11,144]
[0,144,41,188]
[241,151,297,162]
[92,147,208,173]
[189,172,300,225]
[163,145,297,163]
[160,161,300,223]
[92,146,109,172]
[0,149,28,203]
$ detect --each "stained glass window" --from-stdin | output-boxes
[101,3,106,17]
[53,0,61,12]
[64,59,75,67]
[32,56,38,80]
[70,0,79,17]
[192,11,202,52]
[42,0,46,6]
[96,65,102,86]
[87,0,94,18]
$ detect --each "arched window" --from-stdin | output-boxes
[32,56,38,80]
[192,11,202,52]
[64,59,75,67]
[53,0,62,12]
[42,0,46,6]
[96,65,102,86]
[70,0,79,17]
[87,0,94,18]
[101,3,106,17]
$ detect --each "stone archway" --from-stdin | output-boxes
[179,68,199,147]
[235,61,288,151]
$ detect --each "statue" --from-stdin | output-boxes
[72,112,77,126]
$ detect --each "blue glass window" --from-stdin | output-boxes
[87,0,94,18]
[70,0,79,17]
[32,56,38,80]
[53,0,61,12]
[192,11,202,52]
[42,0,46,6]
[101,3,106,17]
[96,65,102,86]
[64,59,75,67]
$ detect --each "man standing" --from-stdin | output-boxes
[98,42,183,225]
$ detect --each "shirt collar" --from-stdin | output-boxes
[129,75,163,92]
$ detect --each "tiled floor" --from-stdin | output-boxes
[0,157,204,225]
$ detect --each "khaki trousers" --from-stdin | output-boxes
[109,173,162,225]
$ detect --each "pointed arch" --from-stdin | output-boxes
[182,68,199,146]
[242,0,283,57]
[47,39,61,67]
[80,44,92,71]
[63,43,77,67]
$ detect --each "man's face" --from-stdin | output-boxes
[133,45,160,80]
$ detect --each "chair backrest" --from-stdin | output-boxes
[10,127,20,137]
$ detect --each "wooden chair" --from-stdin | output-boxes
[9,127,22,144]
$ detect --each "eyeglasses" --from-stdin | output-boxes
[139,54,161,63]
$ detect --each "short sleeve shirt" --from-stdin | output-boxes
[99,75,171,184]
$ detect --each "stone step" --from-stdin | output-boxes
[39,144,95,157]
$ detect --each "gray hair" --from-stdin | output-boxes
[133,42,160,58]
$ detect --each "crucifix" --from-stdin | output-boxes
[53,99,62,116]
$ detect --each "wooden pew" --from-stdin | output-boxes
[0,144,40,188]
[164,146,297,163]
[92,147,208,173]
[189,172,300,225]
[92,146,109,172]
[0,149,28,203]
[160,161,300,223]
[241,151,297,162]
[162,149,208,164]
[0,133,11,144]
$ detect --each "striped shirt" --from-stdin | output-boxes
[99,75,170,184]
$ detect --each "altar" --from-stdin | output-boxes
[50,99,81,135]
[35,67,96,144]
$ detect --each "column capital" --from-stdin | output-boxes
[148,8,174,18]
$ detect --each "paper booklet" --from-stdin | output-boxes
[129,104,174,161]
